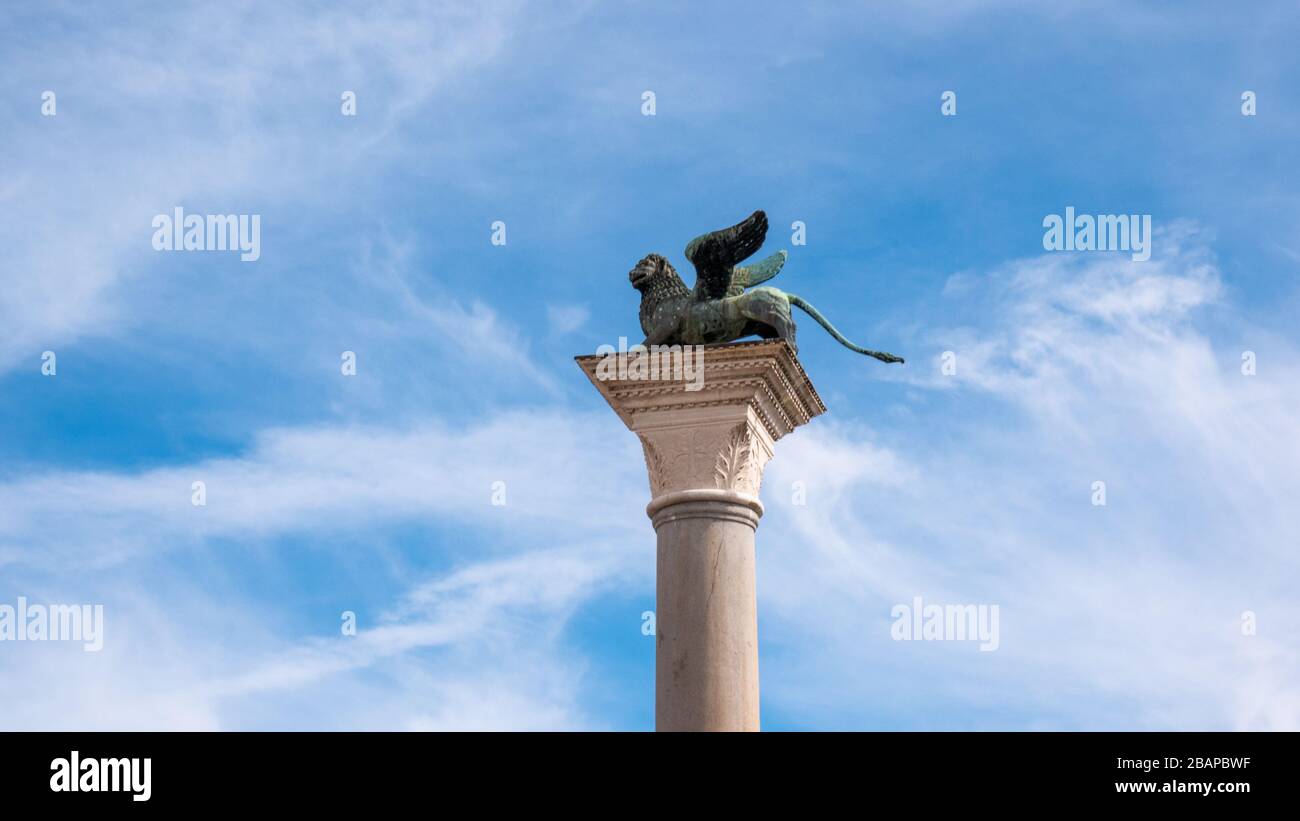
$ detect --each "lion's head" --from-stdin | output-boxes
[629,253,664,291]
[628,253,688,298]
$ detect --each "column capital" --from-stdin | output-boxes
[575,340,826,511]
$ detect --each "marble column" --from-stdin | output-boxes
[576,340,825,731]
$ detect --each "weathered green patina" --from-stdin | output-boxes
[629,210,904,364]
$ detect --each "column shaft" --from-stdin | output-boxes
[652,497,761,732]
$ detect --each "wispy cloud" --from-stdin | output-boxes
[546,304,590,336]
[0,1,520,372]
[757,230,1300,729]
[0,406,649,729]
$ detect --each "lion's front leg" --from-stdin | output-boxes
[641,317,677,347]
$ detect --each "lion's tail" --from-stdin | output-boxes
[787,294,904,364]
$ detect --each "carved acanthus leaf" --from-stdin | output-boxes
[641,437,668,497]
[714,423,754,492]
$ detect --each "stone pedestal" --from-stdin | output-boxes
[576,340,825,731]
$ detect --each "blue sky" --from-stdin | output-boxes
[1,1,1298,729]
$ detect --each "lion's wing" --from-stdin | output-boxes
[726,250,787,297]
[685,210,768,302]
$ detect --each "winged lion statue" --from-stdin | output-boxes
[628,210,903,364]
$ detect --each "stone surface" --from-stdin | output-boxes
[576,339,826,731]
[576,339,825,503]
[652,498,761,730]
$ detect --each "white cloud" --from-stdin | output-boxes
[0,407,650,730]
[0,409,644,570]
[757,230,1300,729]
[0,544,618,730]
[0,1,522,373]
[546,303,590,335]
